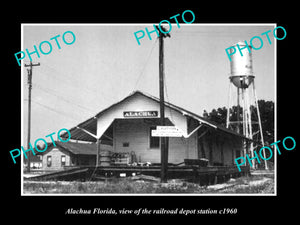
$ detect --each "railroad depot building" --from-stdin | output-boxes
[55,91,249,169]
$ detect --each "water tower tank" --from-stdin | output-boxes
[229,42,254,88]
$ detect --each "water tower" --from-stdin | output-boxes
[226,42,267,169]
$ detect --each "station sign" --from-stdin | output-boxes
[123,111,158,118]
[151,126,183,137]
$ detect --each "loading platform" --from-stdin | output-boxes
[25,165,249,185]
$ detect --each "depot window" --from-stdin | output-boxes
[47,156,52,167]
[61,155,66,166]
[149,127,160,149]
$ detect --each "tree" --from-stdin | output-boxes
[203,100,274,144]
[252,100,274,144]
[203,107,227,127]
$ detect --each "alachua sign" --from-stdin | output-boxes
[123,111,158,118]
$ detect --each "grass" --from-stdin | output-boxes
[211,175,275,194]
[23,173,274,194]
[23,179,201,194]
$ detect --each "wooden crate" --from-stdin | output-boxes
[111,152,130,165]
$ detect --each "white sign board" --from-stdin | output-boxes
[151,126,183,137]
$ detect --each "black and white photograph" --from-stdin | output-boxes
[3,5,297,221]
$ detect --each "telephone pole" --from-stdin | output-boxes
[157,26,170,183]
[24,61,40,172]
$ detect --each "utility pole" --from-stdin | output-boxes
[157,26,170,183]
[24,61,40,172]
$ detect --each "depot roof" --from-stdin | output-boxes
[61,90,252,142]
[36,141,113,156]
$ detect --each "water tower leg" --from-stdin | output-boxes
[236,87,240,134]
[245,87,255,168]
[226,81,232,129]
[253,81,268,170]
[241,88,248,163]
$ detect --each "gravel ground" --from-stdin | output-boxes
[23,173,274,194]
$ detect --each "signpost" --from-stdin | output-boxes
[158,26,171,183]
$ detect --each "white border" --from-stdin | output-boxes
[21,23,24,194]
[20,23,277,196]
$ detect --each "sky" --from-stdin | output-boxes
[22,24,275,144]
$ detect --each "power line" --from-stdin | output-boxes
[30,99,82,123]
[133,38,158,90]
[164,79,186,145]
[39,64,115,103]
[33,83,95,113]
